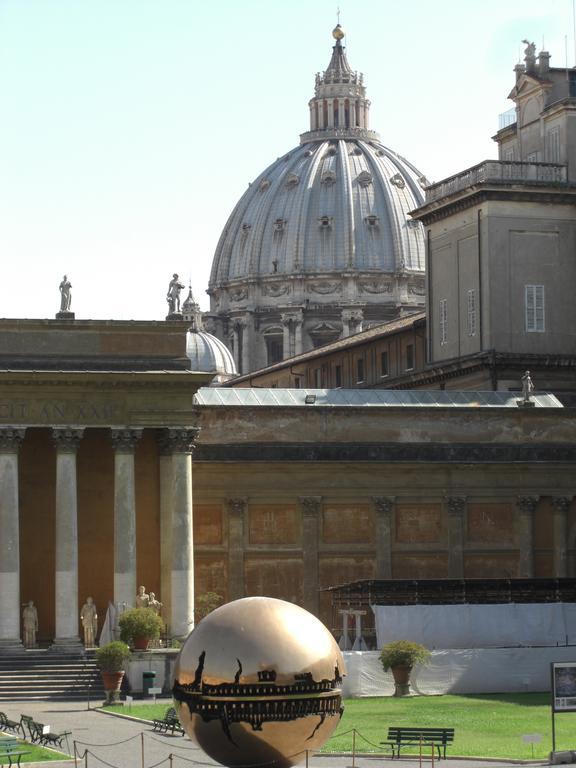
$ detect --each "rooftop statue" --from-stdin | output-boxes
[167,274,185,315]
[59,275,72,312]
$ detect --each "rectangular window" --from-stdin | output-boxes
[356,358,365,383]
[467,289,476,337]
[504,147,515,161]
[405,344,414,371]
[439,299,448,344]
[334,365,342,388]
[380,350,389,377]
[525,285,545,332]
[546,126,560,163]
[314,368,321,388]
[526,151,538,162]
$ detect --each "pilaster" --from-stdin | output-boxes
[227,498,247,602]
[552,497,572,577]
[300,496,322,614]
[372,497,394,579]
[516,496,539,577]
[446,496,466,578]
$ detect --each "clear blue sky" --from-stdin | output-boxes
[0,0,571,319]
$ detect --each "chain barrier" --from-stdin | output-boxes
[71,715,394,767]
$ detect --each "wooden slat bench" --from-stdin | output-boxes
[19,714,71,751]
[383,727,455,759]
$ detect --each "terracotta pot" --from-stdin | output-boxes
[101,671,125,704]
[391,665,412,697]
[133,636,150,651]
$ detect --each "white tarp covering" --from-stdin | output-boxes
[372,603,576,649]
[342,647,576,697]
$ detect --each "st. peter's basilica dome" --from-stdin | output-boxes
[207,26,427,374]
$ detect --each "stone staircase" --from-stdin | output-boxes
[0,649,105,701]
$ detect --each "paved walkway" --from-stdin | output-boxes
[0,699,548,768]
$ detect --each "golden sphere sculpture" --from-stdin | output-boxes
[173,597,345,768]
[332,24,345,41]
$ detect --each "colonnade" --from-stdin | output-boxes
[0,425,198,650]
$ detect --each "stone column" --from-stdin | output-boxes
[158,439,174,631]
[447,496,466,578]
[281,315,292,360]
[517,496,539,577]
[52,428,84,648]
[164,428,199,640]
[373,497,394,579]
[300,497,321,614]
[552,497,571,577]
[294,318,303,356]
[227,498,247,602]
[350,101,357,128]
[111,429,142,609]
[327,98,334,127]
[0,428,25,648]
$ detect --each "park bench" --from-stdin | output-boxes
[0,712,20,734]
[0,736,30,766]
[152,706,184,736]
[19,714,71,751]
[383,727,455,759]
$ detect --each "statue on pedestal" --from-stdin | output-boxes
[22,601,38,648]
[167,274,185,315]
[80,596,98,647]
[522,370,534,403]
[136,585,150,609]
[59,275,72,312]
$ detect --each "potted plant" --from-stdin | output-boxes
[379,640,430,697]
[95,641,131,704]
[118,607,164,650]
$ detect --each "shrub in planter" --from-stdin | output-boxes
[95,641,131,704]
[379,640,430,697]
[118,607,164,649]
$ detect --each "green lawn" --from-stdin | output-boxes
[0,734,68,764]
[106,694,576,760]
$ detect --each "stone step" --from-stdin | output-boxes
[0,650,105,701]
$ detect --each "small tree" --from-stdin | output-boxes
[95,641,131,673]
[195,592,223,623]
[379,640,430,671]
[118,608,164,644]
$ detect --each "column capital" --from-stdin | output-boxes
[227,497,248,517]
[159,427,200,455]
[552,496,573,514]
[299,496,322,517]
[372,496,395,516]
[0,428,25,452]
[111,428,143,453]
[517,495,539,515]
[52,428,84,453]
[446,496,467,516]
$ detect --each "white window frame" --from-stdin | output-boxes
[439,299,448,344]
[467,289,477,337]
[546,126,560,163]
[525,285,545,332]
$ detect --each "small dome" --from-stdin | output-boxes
[186,328,237,383]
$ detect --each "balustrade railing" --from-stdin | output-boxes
[424,160,568,203]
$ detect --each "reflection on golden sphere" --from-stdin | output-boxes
[173,597,345,768]
[332,24,345,40]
